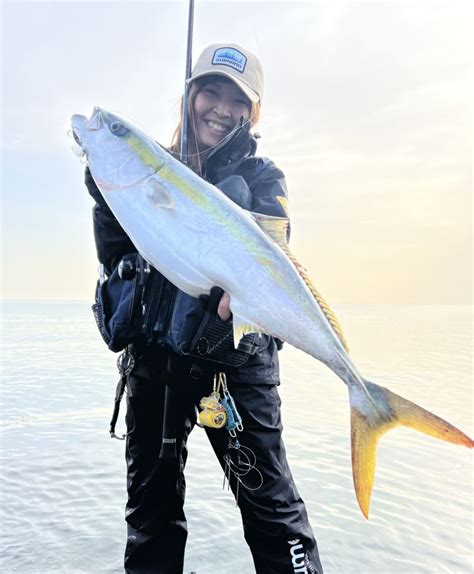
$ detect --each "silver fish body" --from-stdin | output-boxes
[72,109,344,368]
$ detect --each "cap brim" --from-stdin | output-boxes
[189,70,260,103]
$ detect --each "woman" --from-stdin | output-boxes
[86,43,324,574]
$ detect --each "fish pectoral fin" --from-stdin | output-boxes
[250,212,289,247]
[232,314,266,349]
[146,178,174,208]
[349,380,473,519]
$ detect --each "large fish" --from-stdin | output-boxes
[71,107,472,518]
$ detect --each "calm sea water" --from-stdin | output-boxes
[0,301,472,573]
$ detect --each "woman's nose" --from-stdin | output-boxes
[212,100,232,118]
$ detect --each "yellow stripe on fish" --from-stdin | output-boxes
[156,164,285,278]
[128,135,165,173]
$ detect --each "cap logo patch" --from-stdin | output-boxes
[212,47,247,73]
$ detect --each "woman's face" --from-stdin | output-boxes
[192,77,251,151]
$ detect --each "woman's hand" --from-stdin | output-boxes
[217,291,232,321]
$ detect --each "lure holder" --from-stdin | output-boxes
[110,348,135,440]
[197,372,262,500]
[219,374,243,436]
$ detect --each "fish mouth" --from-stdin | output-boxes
[70,112,91,142]
[69,114,88,156]
[71,128,83,147]
[70,107,105,149]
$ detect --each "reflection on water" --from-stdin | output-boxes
[0,302,472,573]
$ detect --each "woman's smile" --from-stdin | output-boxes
[204,118,233,134]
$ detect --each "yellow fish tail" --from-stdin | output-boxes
[349,381,473,519]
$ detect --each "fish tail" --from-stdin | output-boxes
[349,380,473,519]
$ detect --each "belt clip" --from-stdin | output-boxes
[189,362,204,380]
[117,347,136,377]
[110,348,135,440]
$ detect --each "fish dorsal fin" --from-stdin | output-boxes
[289,252,349,353]
[251,212,349,353]
[250,212,289,246]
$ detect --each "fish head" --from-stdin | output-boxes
[70,107,165,190]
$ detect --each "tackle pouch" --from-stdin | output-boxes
[187,308,257,368]
[163,287,257,368]
[92,253,162,352]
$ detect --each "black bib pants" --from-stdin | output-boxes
[123,348,324,574]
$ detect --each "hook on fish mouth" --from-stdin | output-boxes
[69,113,91,157]
[67,127,86,158]
[71,129,82,147]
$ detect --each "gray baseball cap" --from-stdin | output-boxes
[190,43,264,103]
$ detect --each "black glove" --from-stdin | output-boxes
[198,286,230,320]
[85,166,112,213]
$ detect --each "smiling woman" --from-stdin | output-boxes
[82,42,325,573]
[171,44,262,174]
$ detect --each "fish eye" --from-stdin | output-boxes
[109,121,129,137]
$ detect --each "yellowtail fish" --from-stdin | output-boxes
[71,107,473,518]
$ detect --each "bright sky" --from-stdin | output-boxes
[1,1,472,303]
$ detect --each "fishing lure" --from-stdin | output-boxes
[223,437,263,504]
[197,372,263,501]
[198,389,227,429]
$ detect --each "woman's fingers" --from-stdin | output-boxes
[217,291,232,321]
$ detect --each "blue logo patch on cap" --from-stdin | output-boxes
[212,47,247,73]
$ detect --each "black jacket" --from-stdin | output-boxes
[86,123,290,385]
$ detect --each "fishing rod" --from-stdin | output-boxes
[159,0,195,461]
[180,0,195,163]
